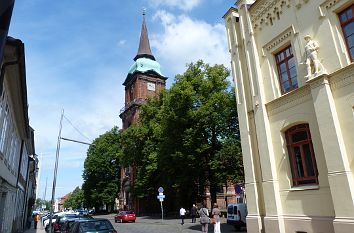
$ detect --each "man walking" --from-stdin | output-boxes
[179,207,186,225]
[191,204,197,223]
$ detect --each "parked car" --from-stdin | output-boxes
[55,213,81,232]
[42,213,51,225]
[68,218,117,233]
[44,213,65,231]
[59,216,93,233]
[45,213,79,232]
[77,210,89,216]
[114,210,136,223]
[226,203,247,231]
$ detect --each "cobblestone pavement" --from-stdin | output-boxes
[96,214,246,233]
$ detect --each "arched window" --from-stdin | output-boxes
[285,124,318,186]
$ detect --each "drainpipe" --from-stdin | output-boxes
[13,140,24,233]
[22,155,34,231]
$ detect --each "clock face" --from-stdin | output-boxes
[147,82,156,91]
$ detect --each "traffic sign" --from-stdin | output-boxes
[158,187,164,193]
[157,194,165,202]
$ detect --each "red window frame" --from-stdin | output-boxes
[285,124,318,186]
[275,46,298,94]
[338,4,354,61]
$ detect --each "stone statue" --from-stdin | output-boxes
[304,35,326,80]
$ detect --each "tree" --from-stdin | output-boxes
[120,60,243,209]
[35,198,50,210]
[63,187,84,210]
[82,126,121,211]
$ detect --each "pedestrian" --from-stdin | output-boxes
[191,204,197,223]
[212,203,221,233]
[33,213,40,229]
[180,207,186,225]
[199,203,209,233]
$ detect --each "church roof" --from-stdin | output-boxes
[123,12,167,86]
[134,13,155,61]
[128,57,163,76]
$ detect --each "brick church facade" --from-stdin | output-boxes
[118,13,167,213]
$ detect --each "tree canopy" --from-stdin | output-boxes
[120,60,243,209]
[63,186,84,210]
[82,126,121,211]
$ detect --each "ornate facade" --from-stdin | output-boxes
[224,0,354,232]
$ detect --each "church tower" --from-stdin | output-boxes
[119,12,167,212]
[119,12,167,129]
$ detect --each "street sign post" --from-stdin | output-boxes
[157,187,165,221]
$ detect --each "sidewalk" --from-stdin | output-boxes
[24,224,46,233]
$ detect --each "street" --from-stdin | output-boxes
[96,214,246,233]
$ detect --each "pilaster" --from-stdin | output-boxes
[308,75,354,221]
[241,4,285,233]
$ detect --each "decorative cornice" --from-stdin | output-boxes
[329,64,354,92]
[321,0,342,9]
[266,85,311,117]
[249,0,291,30]
[264,26,295,51]
[307,74,329,89]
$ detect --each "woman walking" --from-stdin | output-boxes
[199,204,209,233]
[212,203,221,233]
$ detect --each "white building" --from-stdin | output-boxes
[0,37,36,233]
[224,0,354,232]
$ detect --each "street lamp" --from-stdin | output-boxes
[48,109,93,233]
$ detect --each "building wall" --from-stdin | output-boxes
[224,0,354,232]
[0,37,36,233]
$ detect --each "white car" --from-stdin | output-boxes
[44,211,79,230]
[226,203,247,231]
[43,212,65,229]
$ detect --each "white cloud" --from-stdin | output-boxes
[147,0,202,11]
[150,10,230,76]
[119,40,126,45]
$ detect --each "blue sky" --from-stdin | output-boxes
[9,0,234,200]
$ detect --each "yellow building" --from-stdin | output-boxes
[224,1,354,232]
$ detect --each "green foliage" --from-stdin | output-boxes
[82,126,121,209]
[35,198,50,210]
[120,60,243,208]
[63,186,84,210]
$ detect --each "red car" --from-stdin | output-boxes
[114,211,136,223]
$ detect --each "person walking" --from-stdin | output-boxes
[212,203,222,233]
[199,203,209,233]
[180,207,186,225]
[191,204,197,223]
[33,213,40,229]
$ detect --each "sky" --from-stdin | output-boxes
[9,0,235,200]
